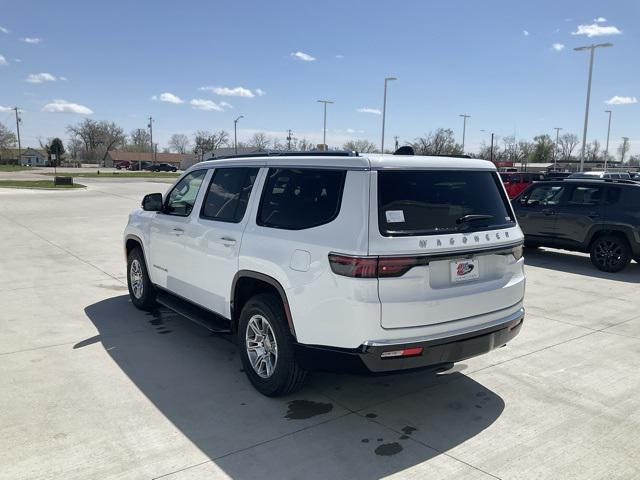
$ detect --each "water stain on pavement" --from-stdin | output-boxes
[365,413,377,419]
[375,442,403,456]
[285,400,333,420]
[401,426,417,435]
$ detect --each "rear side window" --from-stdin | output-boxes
[201,167,259,222]
[378,170,515,237]
[567,185,603,206]
[258,168,346,230]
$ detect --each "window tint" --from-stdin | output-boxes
[605,187,621,205]
[378,170,515,237]
[567,185,603,206]
[201,168,259,222]
[165,170,207,216]
[258,168,346,230]
[523,184,565,206]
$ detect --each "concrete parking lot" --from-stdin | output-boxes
[1,177,640,480]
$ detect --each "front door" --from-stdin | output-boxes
[148,169,207,295]
[515,183,567,244]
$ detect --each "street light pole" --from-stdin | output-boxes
[490,133,495,163]
[147,116,154,170]
[459,114,470,153]
[575,42,613,172]
[604,110,612,171]
[553,127,562,170]
[234,115,244,154]
[381,76,397,154]
[317,100,333,151]
[13,107,21,165]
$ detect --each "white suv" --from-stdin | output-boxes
[124,152,525,396]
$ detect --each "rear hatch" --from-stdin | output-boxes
[370,168,524,329]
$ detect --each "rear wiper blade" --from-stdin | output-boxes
[456,214,494,225]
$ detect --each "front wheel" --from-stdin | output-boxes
[590,235,631,273]
[127,247,157,310]
[238,294,307,396]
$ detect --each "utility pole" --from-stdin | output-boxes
[317,100,333,151]
[147,116,154,170]
[381,76,397,154]
[287,129,293,150]
[459,114,470,153]
[14,107,22,165]
[604,110,612,171]
[234,115,244,154]
[553,127,562,170]
[574,42,613,172]
[490,133,495,164]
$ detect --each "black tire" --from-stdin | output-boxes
[590,235,631,273]
[126,247,157,310]
[238,293,307,397]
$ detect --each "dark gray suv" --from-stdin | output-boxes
[512,179,640,272]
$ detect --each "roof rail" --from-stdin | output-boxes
[209,150,359,161]
[562,177,639,185]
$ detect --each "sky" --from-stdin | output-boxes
[0,0,639,156]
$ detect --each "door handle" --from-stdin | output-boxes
[220,237,237,247]
[173,227,184,236]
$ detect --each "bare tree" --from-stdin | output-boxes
[66,119,125,164]
[127,128,152,152]
[558,133,579,160]
[295,138,315,151]
[618,137,630,163]
[168,133,190,154]
[343,139,378,153]
[411,128,463,156]
[0,122,17,151]
[193,130,230,159]
[585,140,602,162]
[248,132,270,150]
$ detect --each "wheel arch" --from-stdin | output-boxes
[231,271,296,338]
[586,226,633,251]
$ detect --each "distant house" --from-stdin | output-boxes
[105,151,197,169]
[0,148,48,166]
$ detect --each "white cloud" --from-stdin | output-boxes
[152,92,184,104]
[190,98,231,111]
[335,54,344,59]
[42,99,93,115]
[291,51,316,61]
[551,43,565,51]
[572,23,621,37]
[0,105,13,112]
[0,54,7,66]
[199,86,255,97]
[522,30,529,36]
[605,96,638,105]
[0,26,8,34]
[59,76,67,81]
[255,88,266,96]
[22,37,42,44]
[219,101,233,109]
[26,72,58,83]
[14,58,21,63]
[357,107,382,115]
[594,17,607,23]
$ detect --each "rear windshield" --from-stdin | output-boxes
[378,170,515,237]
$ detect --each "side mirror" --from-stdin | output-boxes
[142,193,163,211]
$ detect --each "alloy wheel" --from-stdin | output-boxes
[130,259,144,299]
[245,314,278,379]
[594,239,624,270]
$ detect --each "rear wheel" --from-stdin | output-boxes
[590,235,631,273]
[127,247,157,310]
[238,294,307,396]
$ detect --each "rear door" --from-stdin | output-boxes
[369,168,524,329]
[552,183,604,248]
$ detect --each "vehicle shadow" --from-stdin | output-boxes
[525,247,640,283]
[82,295,505,479]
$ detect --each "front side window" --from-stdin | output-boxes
[378,170,515,236]
[567,185,603,206]
[201,167,259,222]
[164,169,207,216]
[523,184,565,206]
[257,168,346,230]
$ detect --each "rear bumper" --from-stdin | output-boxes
[294,308,524,374]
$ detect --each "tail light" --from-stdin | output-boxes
[511,244,524,260]
[328,254,426,278]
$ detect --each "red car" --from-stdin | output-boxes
[115,161,131,170]
[500,172,545,199]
